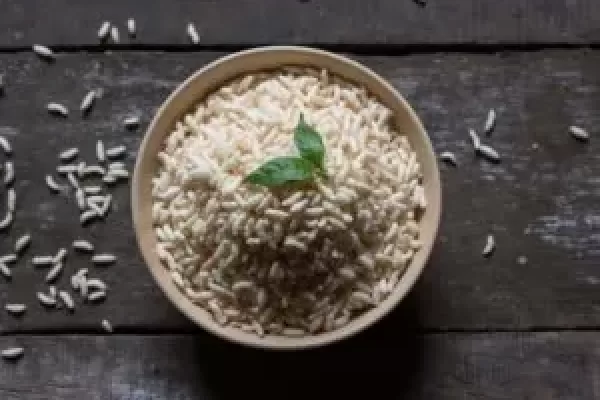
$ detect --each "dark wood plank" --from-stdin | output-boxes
[0,50,599,333]
[1,331,599,399]
[1,0,600,47]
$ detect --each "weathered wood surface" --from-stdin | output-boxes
[0,331,599,399]
[0,50,599,333]
[1,0,600,47]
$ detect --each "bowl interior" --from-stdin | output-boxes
[132,46,441,349]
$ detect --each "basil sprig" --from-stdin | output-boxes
[245,114,326,187]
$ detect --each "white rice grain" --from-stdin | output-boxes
[33,44,54,59]
[97,21,111,40]
[92,253,116,265]
[54,248,67,263]
[59,291,75,311]
[86,278,106,291]
[484,108,496,134]
[96,140,105,163]
[1,347,24,360]
[101,319,113,332]
[36,292,56,307]
[127,18,136,37]
[7,188,16,212]
[83,186,102,195]
[187,22,200,44]
[569,125,590,141]
[124,116,140,129]
[477,144,500,162]
[45,262,63,283]
[482,234,495,257]
[75,189,86,210]
[3,161,14,185]
[0,136,12,155]
[110,26,120,43]
[32,256,54,266]
[105,145,126,158]
[0,212,13,231]
[14,234,31,253]
[82,165,106,177]
[468,128,481,150]
[73,240,94,252]
[0,254,17,264]
[80,90,96,114]
[439,151,457,167]
[59,148,79,161]
[46,102,68,117]
[4,303,26,315]
[67,172,80,188]
[80,209,99,225]
[45,175,65,192]
[57,164,78,174]
[0,262,10,278]
[87,290,106,302]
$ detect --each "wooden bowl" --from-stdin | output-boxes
[132,46,442,349]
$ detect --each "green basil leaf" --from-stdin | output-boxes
[294,114,326,171]
[244,156,315,187]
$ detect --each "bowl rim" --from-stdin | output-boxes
[132,45,442,350]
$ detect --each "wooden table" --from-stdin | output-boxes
[0,1,599,398]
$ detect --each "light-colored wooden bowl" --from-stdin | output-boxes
[132,46,442,350]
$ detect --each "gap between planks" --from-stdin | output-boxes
[0,42,599,56]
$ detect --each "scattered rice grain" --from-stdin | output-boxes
[4,303,26,316]
[97,21,111,40]
[1,347,24,360]
[36,292,56,307]
[484,108,496,134]
[477,144,500,162]
[46,102,68,117]
[0,136,12,155]
[439,151,457,166]
[569,125,590,141]
[80,90,96,114]
[3,161,14,185]
[14,234,30,253]
[187,22,200,44]
[127,18,136,36]
[92,253,116,265]
[102,319,113,332]
[59,291,75,311]
[72,240,94,252]
[33,44,54,59]
[482,234,495,257]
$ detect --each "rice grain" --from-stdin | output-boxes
[127,18,136,36]
[569,125,590,141]
[482,234,495,257]
[484,108,496,134]
[187,23,200,44]
[0,136,12,155]
[14,234,31,253]
[92,253,116,265]
[46,102,68,117]
[33,44,54,59]
[1,347,24,360]
[59,291,75,311]
[4,303,26,315]
[73,240,94,252]
[59,148,79,161]
[37,292,56,307]
[80,90,96,114]
[3,161,14,185]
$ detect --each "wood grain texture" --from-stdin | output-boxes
[1,0,600,47]
[0,50,598,333]
[0,331,599,399]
